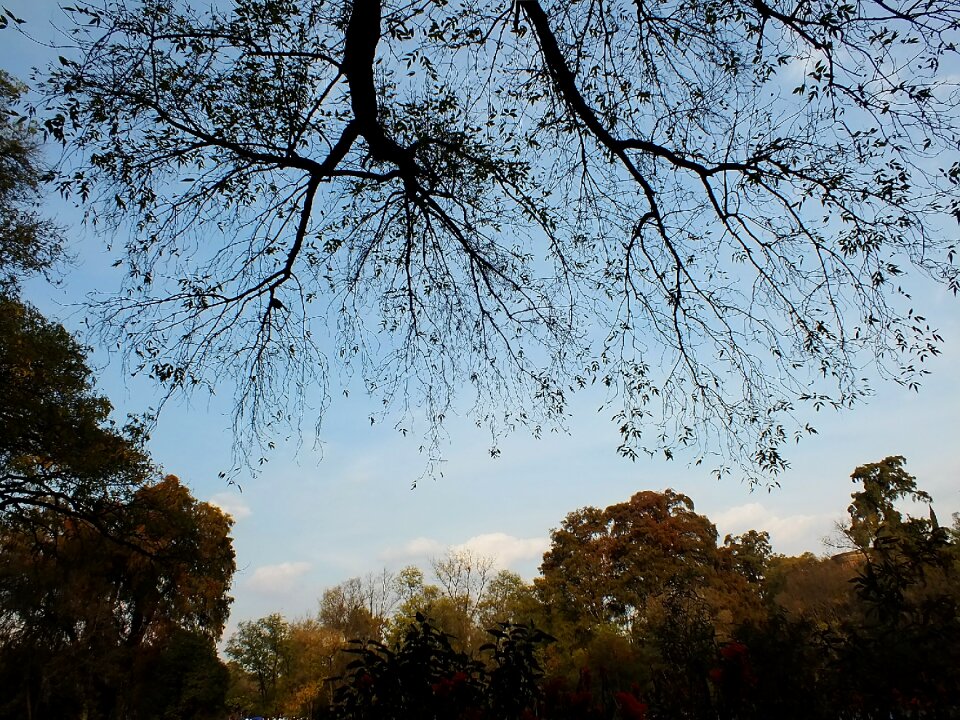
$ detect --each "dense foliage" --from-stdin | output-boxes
[225,457,960,720]
[0,67,237,717]
[0,274,236,720]
[0,475,236,720]
[331,615,552,720]
[0,68,61,292]
[0,296,152,525]
[0,314,237,719]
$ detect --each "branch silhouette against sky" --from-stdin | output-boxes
[27,0,960,482]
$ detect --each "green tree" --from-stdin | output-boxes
[839,458,960,717]
[721,531,772,586]
[845,455,934,552]
[384,552,502,655]
[386,569,444,647]
[430,549,496,652]
[279,618,345,718]
[0,51,235,720]
[38,0,960,480]
[0,51,144,528]
[476,570,538,629]
[394,565,427,604]
[0,60,141,528]
[225,613,293,715]
[0,68,61,292]
[330,613,552,720]
[128,627,231,720]
[319,570,399,642]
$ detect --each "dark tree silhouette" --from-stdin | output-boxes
[40,0,960,479]
[0,295,152,526]
[0,68,62,292]
[0,475,235,720]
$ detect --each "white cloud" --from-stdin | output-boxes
[382,537,445,560]
[712,502,842,555]
[382,533,549,571]
[454,533,550,569]
[246,562,311,594]
[713,502,768,529]
[208,492,252,520]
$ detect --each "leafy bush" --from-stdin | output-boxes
[328,614,552,720]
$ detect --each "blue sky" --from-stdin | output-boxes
[3,1,959,642]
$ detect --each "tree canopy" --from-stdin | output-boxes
[0,68,62,292]
[222,458,960,719]
[0,58,133,524]
[0,41,238,718]
[0,294,237,719]
[538,490,721,628]
[39,0,960,478]
[0,294,152,525]
[0,69,237,714]
[0,474,236,720]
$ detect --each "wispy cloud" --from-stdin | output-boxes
[246,562,311,594]
[208,492,252,520]
[382,537,445,560]
[382,533,549,570]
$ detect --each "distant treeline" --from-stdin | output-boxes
[226,456,960,720]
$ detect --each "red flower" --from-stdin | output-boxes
[715,641,757,691]
[719,641,748,660]
[568,690,593,709]
[614,691,648,720]
[433,673,469,698]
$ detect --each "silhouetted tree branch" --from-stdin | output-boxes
[36,0,960,480]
